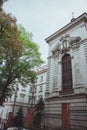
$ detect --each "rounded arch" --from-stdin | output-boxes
[62,53,71,61]
[62,53,72,90]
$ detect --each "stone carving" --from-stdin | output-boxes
[69,36,81,50]
[52,34,81,56]
[74,86,87,94]
[69,36,81,45]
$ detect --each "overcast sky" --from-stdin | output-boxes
[3,0,87,62]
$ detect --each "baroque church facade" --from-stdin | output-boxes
[44,13,87,130]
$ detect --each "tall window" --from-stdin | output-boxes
[62,54,72,91]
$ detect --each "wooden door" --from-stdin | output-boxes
[62,103,70,128]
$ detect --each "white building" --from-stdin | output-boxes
[0,64,47,129]
[44,12,87,130]
[35,64,47,101]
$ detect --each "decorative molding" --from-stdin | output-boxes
[52,35,81,56]
[52,90,59,97]
[74,86,87,94]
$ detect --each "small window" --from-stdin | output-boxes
[40,76,43,82]
[29,87,32,93]
[28,96,32,104]
[20,95,25,102]
[39,86,43,92]
[28,96,36,105]
[34,87,36,93]
[21,89,26,92]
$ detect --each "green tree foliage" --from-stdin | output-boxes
[0,3,44,105]
[0,10,23,105]
[11,107,24,127]
[32,98,45,128]
[18,24,44,84]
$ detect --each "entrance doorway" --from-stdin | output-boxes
[62,103,70,128]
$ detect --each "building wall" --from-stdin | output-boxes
[35,65,47,102]
[45,13,87,130]
[46,13,87,97]
[48,28,86,92]
[0,65,47,128]
[45,95,87,129]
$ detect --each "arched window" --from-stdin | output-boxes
[62,54,72,91]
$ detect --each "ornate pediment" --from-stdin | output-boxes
[52,34,81,56]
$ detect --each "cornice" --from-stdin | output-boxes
[45,93,87,101]
[45,12,87,44]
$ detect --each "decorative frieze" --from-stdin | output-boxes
[74,85,87,94]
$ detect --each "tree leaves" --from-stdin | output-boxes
[0,11,44,105]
